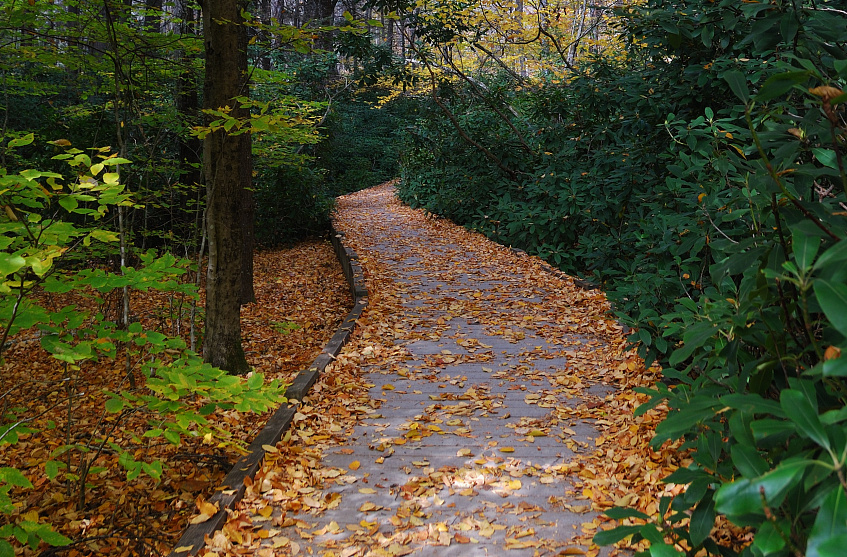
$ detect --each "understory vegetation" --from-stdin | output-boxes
[396,0,847,555]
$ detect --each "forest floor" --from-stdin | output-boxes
[200,183,704,557]
[2,241,352,556]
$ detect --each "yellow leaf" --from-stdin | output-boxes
[197,499,218,516]
[614,493,637,507]
[189,513,212,524]
[349,460,361,470]
[358,487,377,494]
[302,496,321,508]
[499,447,515,453]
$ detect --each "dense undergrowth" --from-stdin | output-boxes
[397,0,847,555]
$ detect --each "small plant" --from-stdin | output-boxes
[271,320,302,334]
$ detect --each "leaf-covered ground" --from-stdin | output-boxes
[2,241,351,556]
[200,183,697,557]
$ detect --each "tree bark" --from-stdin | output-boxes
[202,0,251,374]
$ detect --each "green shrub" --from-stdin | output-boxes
[397,0,847,553]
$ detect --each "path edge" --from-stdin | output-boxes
[167,225,367,557]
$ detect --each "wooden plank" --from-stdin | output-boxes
[168,227,366,556]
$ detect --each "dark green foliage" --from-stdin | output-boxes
[397,0,847,554]
[250,53,413,245]
[253,164,334,245]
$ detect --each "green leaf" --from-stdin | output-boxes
[58,195,78,213]
[0,540,14,557]
[752,419,795,441]
[593,525,642,546]
[791,225,821,271]
[755,71,809,102]
[36,528,72,546]
[807,488,847,557]
[780,388,830,450]
[163,429,181,445]
[649,543,684,557]
[714,460,812,517]
[753,521,787,555]
[0,467,33,488]
[815,280,847,338]
[7,134,34,148]
[141,460,163,481]
[724,71,750,102]
[814,240,847,271]
[604,506,650,520]
[812,148,839,170]
[669,321,716,366]
[101,157,131,166]
[689,498,715,546]
[88,229,118,243]
[0,254,26,277]
[104,398,124,413]
[44,460,60,480]
[721,393,785,417]
[823,358,847,377]
[731,444,770,478]
[637,523,663,545]
[246,372,264,390]
[654,397,721,443]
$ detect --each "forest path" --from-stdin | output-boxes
[215,183,653,557]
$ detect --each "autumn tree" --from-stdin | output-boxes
[202,0,252,374]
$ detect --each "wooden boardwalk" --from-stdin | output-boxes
[220,184,630,556]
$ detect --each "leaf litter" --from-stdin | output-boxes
[201,183,693,557]
[1,241,351,556]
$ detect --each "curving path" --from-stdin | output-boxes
[227,184,635,556]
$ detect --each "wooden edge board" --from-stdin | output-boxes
[167,224,367,557]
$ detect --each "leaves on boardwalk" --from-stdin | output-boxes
[203,184,688,557]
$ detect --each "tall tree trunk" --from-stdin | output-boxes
[568,0,589,66]
[144,0,164,34]
[202,0,251,374]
